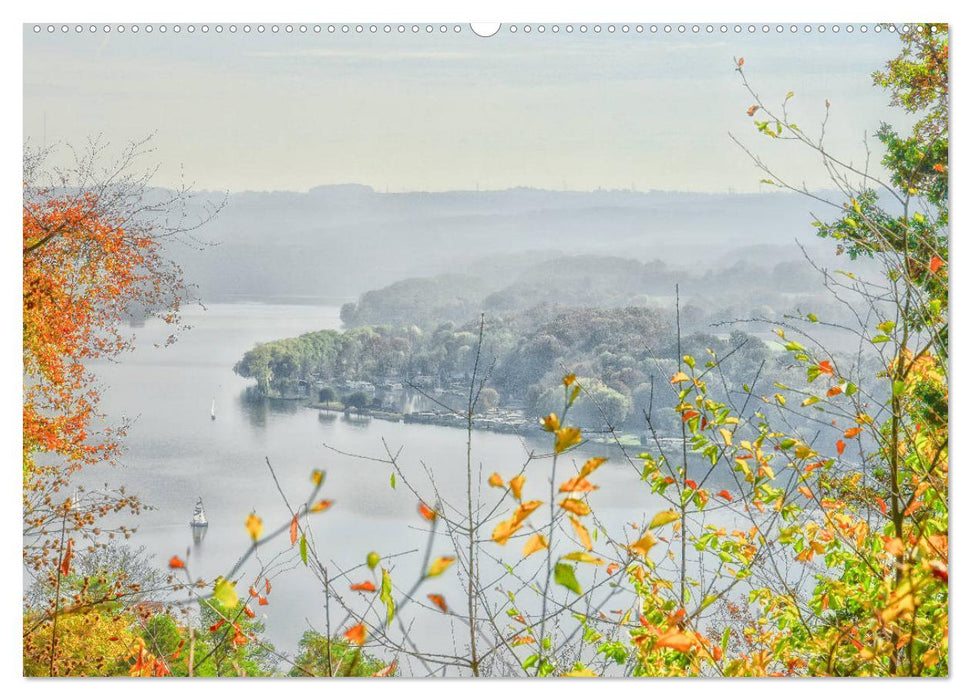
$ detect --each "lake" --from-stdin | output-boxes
[78,302,739,675]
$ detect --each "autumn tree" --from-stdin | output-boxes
[23,137,220,674]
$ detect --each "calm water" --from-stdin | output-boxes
[80,303,734,673]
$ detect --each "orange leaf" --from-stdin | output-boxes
[836,439,847,455]
[559,476,598,493]
[418,503,437,521]
[522,533,549,557]
[684,479,697,491]
[884,537,906,557]
[798,485,814,500]
[371,659,398,678]
[351,581,377,592]
[606,562,620,575]
[817,360,834,375]
[265,579,271,594]
[168,556,185,569]
[344,623,367,646]
[512,500,543,523]
[289,515,298,545]
[559,498,591,516]
[258,595,268,606]
[310,499,334,513]
[59,539,73,577]
[570,516,593,551]
[245,513,263,541]
[875,497,888,515]
[488,472,504,488]
[243,605,256,618]
[746,104,759,117]
[373,661,398,677]
[930,256,944,273]
[716,490,734,502]
[681,410,700,423]
[510,474,526,501]
[827,385,843,397]
[655,627,696,653]
[492,518,523,545]
[670,371,691,384]
[844,427,863,439]
[738,57,745,66]
[427,593,448,613]
[578,457,607,479]
[554,427,583,454]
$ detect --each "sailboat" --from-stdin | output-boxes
[190,497,209,529]
[210,397,216,421]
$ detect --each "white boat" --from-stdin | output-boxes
[190,497,209,528]
[210,398,216,421]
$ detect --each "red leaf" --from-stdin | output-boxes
[684,479,698,490]
[265,579,271,594]
[350,581,377,592]
[168,556,185,569]
[243,605,256,618]
[258,595,268,606]
[717,490,734,502]
[836,440,847,456]
[289,515,298,545]
[209,619,225,633]
[875,497,887,515]
[418,503,436,521]
[681,410,700,423]
[427,593,448,613]
[817,360,834,375]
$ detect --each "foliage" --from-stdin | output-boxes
[288,631,392,677]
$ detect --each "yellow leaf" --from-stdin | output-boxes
[427,556,456,578]
[562,668,597,677]
[629,532,658,558]
[670,372,691,384]
[879,579,915,625]
[522,533,549,557]
[718,428,733,446]
[488,472,504,488]
[578,457,607,479]
[554,427,582,454]
[213,577,239,609]
[510,474,526,501]
[562,551,605,565]
[245,513,263,542]
[311,469,325,486]
[540,413,560,432]
[560,498,591,516]
[570,515,593,551]
[649,509,680,529]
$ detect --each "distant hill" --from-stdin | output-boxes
[168,186,841,304]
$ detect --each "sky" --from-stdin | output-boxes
[23,24,905,193]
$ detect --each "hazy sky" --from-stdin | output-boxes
[23,25,905,193]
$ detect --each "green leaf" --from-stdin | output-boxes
[366,551,380,570]
[721,626,731,652]
[801,396,821,407]
[299,533,308,565]
[893,380,906,396]
[522,654,539,670]
[380,568,395,625]
[212,578,238,609]
[845,383,858,396]
[807,313,819,323]
[877,320,896,335]
[390,472,396,489]
[554,562,583,595]
[871,335,892,344]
